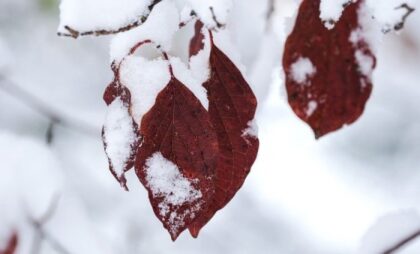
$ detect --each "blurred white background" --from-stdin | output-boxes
[1,0,420,253]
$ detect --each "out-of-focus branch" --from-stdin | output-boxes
[265,0,276,32]
[382,3,415,33]
[266,0,275,21]
[394,4,415,31]
[0,75,99,138]
[58,1,226,39]
[382,229,420,254]
[209,7,226,29]
[57,0,162,38]
[28,195,72,254]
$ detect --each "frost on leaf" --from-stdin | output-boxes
[188,37,259,237]
[135,76,219,240]
[0,233,18,254]
[283,0,375,138]
[102,73,140,190]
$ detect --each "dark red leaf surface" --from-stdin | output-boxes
[0,233,18,254]
[188,40,259,237]
[102,67,140,190]
[283,0,375,138]
[135,77,219,240]
[189,21,205,58]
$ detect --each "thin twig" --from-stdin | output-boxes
[382,3,415,33]
[27,195,72,254]
[0,75,98,137]
[394,3,415,31]
[382,229,420,254]
[57,0,162,38]
[28,196,72,254]
[266,0,275,21]
[209,7,226,29]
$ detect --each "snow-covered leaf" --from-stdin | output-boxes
[102,77,140,189]
[283,0,376,138]
[189,36,259,237]
[135,76,219,240]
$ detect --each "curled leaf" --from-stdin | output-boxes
[102,68,140,190]
[189,38,259,237]
[283,0,375,138]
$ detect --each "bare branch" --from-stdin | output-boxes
[266,0,275,21]
[27,195,73,254]
[209,7,226,29]
[57,0,162,39]
[382,229,420,254]
[394,3,415,31]
[0,75,98,137]
[382,3,415,33]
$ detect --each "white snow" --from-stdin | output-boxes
[0,132,63,252]
[189,28,211,100]
[183,0,233,29]
[145,152,203,233]
[119,56,171,124]
[319,0,355,29]
[242,120,259,138]
[103,97,137,181]
[354,49,375,78]
[110,1,180,62]
[360,210,420,253]
[306,100,318,117]
[290,57,316,85]
[58,0,152,34]
[170,56,209,109]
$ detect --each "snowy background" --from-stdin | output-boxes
[1,0,420,253]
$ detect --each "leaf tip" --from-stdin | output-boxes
[188,225,201,238]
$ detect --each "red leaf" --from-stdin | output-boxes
[102,66,140,190]
[135,77,219,240]
[283,0,375,138]
[189,21,205,58]
[189,38,259,237]
[0,233,18,254]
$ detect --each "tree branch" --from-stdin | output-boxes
[394,3,415,31]
[209,7,226,29]
[57,0,162,38]
[27,195,73,254]
[382,228,420,254]
[0,75,98,137]
[382,3,415,33]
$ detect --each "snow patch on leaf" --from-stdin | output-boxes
[119,56,171,124]
[306,100,318,117]
[319,0,355,29]
[145,152,203,235]
[189,28,211,91]
[170,57,209,110]
[242,120,259,139]
[354,50,375,78]
[290,57,316,85]
[103,97,138,181]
